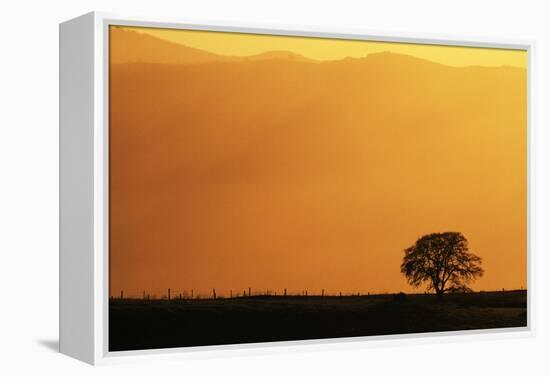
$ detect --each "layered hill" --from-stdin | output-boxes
[110,26,235,64]
[110,27,316,64]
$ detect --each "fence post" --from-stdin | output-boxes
[248,287,251,297]
[120,290,123,300]
[168,288,171,300]
[284,288,287,297]
[322,289,324,297]
[213,288,217,299]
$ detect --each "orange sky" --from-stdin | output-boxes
[109,26,527,298]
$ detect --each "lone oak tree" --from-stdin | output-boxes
[401,232,484,299]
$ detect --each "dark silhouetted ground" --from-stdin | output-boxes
[109,290,527,351]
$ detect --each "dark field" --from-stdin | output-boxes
[109,290,527,351]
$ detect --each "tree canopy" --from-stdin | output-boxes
[400,232,483,298]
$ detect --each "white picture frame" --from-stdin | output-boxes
[59,11,535,365]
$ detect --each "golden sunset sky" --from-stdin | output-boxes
[109,26,527,298]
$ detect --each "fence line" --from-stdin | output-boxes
[109,287,527,300]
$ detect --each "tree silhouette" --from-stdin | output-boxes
[400,232,483,299]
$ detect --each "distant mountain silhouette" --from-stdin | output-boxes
[110,27,239,64]
[111,27,318,65]
[244,50,317,63]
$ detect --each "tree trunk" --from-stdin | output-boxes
[436,289,444,300]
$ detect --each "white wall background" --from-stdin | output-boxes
[0,0,548,375]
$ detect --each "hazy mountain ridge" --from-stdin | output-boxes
[243,50,316,63]
[111,27,527,70]
[110,27,316,65]
[110,27,240,64]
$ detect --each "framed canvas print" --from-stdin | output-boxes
[60,12,534,365]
